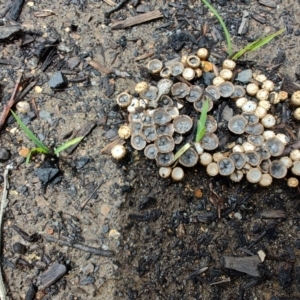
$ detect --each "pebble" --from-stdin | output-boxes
[48,71,68,89]
[79,275,95,285]
[12,242,27,254]
[108,229,121,239]
[221,105,233,122]
[234,212,242,220]
[0,148,10,161]
[102,225,110,234]
[259,0,276,8]
[75,157,89,169]
[35,86,43,93]
[16,101,30,114]
[202,72,215,86]
[82,263,94,274]
[100,204,111,216]
[102,244,109,250]
[236,69,252,83]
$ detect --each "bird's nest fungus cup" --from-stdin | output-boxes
[112,47,300,187]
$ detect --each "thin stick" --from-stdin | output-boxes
[80,181,103,210]
[201,0,232,56]
[44,235,114,257]
[0,168,10,300]
[0,71,23,133]
[111,10,163,29]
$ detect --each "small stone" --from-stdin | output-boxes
[82,263,94,275]
[79,275,95,285]
[16,101,30,114]
[221,105,233,122]
[34,167,60,185]
[202,72,215,86]
[102,244,109,250]
[35,86,43,93]
[12,242,27,254]
[68,56,80,69]
[0,148,10,161]
[100,204,111,216]
[259,0,276,8]
[236,69,252,83]
[257,250,266,262]
[75,157,89,169]
[48,72,67,89]
[108,229,121,239]
[234,212,242,220]
[216,0,227,5]
[102,225,110,234]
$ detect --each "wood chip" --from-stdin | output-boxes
[38,262,67,290]
[251,13,266,24]
[103,0,117,5]
[256,210,287,219]
[88,59,112,74]
[134,50,154,61]
[224,255,261,277]
[0,25,22,40]
[111,10,163,30]
[258,250,266,262]
[34,10,55,17]
[259,0,276,8]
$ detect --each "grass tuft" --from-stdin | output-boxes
[11,110,83,165]
[201,0,233,56]
[232,29,285,60]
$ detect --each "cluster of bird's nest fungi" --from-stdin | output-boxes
[111,47,300,187]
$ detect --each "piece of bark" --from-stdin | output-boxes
[224,255,261,277]
[0,25,22,40]
[88,59,112,74]
[104,0,117,5]
[259,0,276,8]
[8,0,25,21]
[251,13,266,24]
[256,210,287,219]
[111,10,163,29]
[25,282,37,300]
[134,50,154,61]
[38,262,67,290]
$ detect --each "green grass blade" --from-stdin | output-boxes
[195,99,209,143]
[10,110,49,153]
[174,143,191,161]
[54,136,84,156]
[232,29,285,60]
[25,147,49,166]
[201,0,232,56]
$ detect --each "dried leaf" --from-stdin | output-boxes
[88,60,112,74]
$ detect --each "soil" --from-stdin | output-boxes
[1,0,300,300]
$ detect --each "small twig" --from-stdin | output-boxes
[44,235,114,257]
[134,50,154,61]
[104,0,129,23]
[103,0,117,6]
[80,181,104,210]
[111,10,163,29]
[0,71,23,133]
[0,168,10,300]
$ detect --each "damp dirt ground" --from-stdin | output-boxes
[1,0,300,299]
